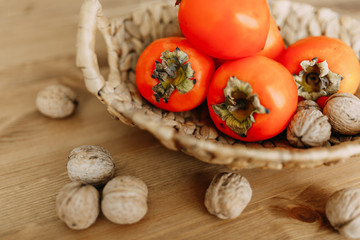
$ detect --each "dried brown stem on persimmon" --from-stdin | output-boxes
[151,47,196,103]
[293,57,343,100]
[212,76,269,137]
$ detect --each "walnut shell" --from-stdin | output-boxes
[36,84,78,118]
[325,188,360,239]
[56,181,99,230]
[67,145,115,187]
[323,93,360,135]
[204,172,252,219]
[101,175,148,224]
[296,100,322,113]
[287,102,331,148]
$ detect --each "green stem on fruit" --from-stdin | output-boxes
[293,57,343,100]
[211,76,269,138]
[151,47,196,103]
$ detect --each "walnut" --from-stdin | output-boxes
[67,145,115,187]
[323,93,360,135]
[36,84,78,118]
[287,100,331,148]
[204,172,252,219]
[101,175,148,224]
[325,188,360,239]
[56,181,99,230]
[296,99,322,113]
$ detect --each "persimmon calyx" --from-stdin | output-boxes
[293,57,343,100]
[211,76,269,138]
[151,47,196,103]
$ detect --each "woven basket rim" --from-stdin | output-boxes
[76,0,360,169]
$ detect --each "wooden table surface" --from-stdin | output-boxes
[2,0,360,239]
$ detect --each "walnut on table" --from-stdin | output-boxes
[67,145,115,188]
[326,188,360,239]
[56,181,100,230]
[36,84,78,118]
[323,93,360,135]
[204,172,252,219]
[101,175,148,224]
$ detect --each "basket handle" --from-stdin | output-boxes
[76,0,108,95]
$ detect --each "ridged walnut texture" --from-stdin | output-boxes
[76,0,360,170]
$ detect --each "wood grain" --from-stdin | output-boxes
[1,0,360,239]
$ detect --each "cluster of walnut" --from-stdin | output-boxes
[287,93,360,148]
[56,145,148,230]
[57,145,360,240]
[58,151,253,229]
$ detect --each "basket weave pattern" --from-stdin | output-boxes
[76,0,360,169]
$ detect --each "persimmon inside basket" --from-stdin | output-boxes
[76,0,360,169]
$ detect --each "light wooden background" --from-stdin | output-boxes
[1,0,360,239]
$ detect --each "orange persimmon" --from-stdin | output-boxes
[278,36,360,107]
[255,16,285,60]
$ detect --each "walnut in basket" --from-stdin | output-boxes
[287,100,331,148]
[323,93,360,135]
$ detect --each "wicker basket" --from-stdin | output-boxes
[76,0,360,170]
